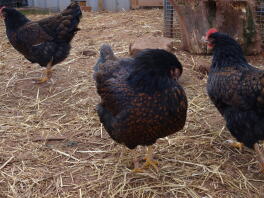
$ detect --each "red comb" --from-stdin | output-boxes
[206,28,218,37]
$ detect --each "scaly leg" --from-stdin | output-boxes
[143,146,158,171]
[34,58,53,84]
[131,149,143,173]
[253,143,264,173]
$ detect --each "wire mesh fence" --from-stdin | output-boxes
[256,0,264,43]
[163,0,181,40]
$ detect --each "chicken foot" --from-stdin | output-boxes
[131,146,158,172]
[226,140,244,151]
[253,143,264,173]
[131,149,144,173]
[34,58,53,84]
[143,146,158,171]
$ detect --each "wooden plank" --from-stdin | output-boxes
[81,6,91,12]
[73,1,86,6]
[130,0,139,9]
[79,1,86,6]
[137,0,163,7]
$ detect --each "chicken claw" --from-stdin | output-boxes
[226,140,244,151]
[34,59,53,84]
[143,158,159,171]
[254,143,264,173]
[132,168,144,173]
[143,146,158,171]
[131,149,144,173]
[34,76,49,84]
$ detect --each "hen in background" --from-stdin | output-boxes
[94,45,188,172]
[0,3,82,83]
[204,28,264,172]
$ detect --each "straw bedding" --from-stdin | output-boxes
[0,8,263,197]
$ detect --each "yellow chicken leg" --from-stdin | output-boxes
[143,146,158,171]
[231,142,244,151]
[131,149,144,173]
[253,143,264,173]
[34,58,53,84]
[226,140,244,151]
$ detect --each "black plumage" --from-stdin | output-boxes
[205,28,264,171]
[94,44,187,171]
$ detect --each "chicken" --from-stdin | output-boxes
[0,3,82,83]
[94,44,188,172]
[204,28,264,172]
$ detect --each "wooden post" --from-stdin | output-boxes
[169,0,262,55]
[98,0,104,11]
[130,0,139,9]
[131,0,163,8]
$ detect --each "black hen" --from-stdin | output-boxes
[0,3,82,83]
[94,45,187,171]
[204,28,264,172]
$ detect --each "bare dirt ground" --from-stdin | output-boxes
[0,9,264,198]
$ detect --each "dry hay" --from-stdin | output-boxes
[0,8,264,198]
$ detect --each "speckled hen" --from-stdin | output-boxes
[94,44,188,171]
[204,28,264,172]
[0,3,82,83]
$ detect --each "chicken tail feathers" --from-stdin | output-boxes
[64,2,82,21]
[57,2,82,41]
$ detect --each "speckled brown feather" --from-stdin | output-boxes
[208,67,264,113]
[9,22,53,52]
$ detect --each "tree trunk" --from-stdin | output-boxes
[169,0,262,55]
